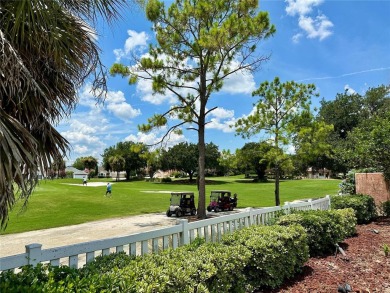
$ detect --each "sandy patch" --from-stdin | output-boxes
[62,182,113,187]
[141,190,174,193]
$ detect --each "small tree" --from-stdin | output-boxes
[237,142,271,181]
[111,0,275,218]
[217,149,238,176]
[161,142,198,181]
[102,141,147,180]
[236,77,318,206]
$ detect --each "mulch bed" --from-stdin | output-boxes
[260,217,390,293]
[183,214,390,292]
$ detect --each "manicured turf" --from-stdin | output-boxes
[1,176,340,234]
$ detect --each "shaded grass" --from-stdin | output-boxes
[1,176,340,234]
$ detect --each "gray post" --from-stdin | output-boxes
[26,243,42,267]
[284,201,291,214]
[179,219,189,246]
[326,195,331,210]
[308,199,313,210]
[248,208,254,226]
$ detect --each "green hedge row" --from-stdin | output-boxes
[330,194,377,224]
[0,225,308,292]
[276,208,356,256]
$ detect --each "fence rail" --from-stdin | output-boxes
[0,196,330,272]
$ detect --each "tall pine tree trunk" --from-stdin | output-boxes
[275,164,280,206]
[197,103,207,219]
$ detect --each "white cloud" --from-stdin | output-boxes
[298,14,333,41]
[344,84,356,94]
[285,0,333,42]
[104,90,141,121]
[78,84,141,121]
[114,30,149,61]
[221,68,256,94]
[285,0,324,17]
[292,33,303,44]
[207,118,236,133]
[107,102,141,121]
[136,78,178,105]
[125,128,186,148]
[68,120,96,134]
[74,145,89,154]
[62,130,101,144]
[206,107,236,133]
[209,107,234,119]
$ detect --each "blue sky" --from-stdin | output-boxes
[56,0,390,165]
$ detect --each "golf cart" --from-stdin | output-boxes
[166,192,197,217]
[207,190,237,212]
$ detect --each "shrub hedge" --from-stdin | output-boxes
[221,224,309,290]
[276,208,356,256]
[330,194,377,224]
[380,200,390,217]
[1,225,308,292]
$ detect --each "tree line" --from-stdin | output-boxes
[71,83,390,190]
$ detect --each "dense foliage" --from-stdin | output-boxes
[101,141,147,180]
[221,225,309,290]
[318,85,390,178]
[330,194,377,224]
[276,208,357,256]
[380,200,390,217]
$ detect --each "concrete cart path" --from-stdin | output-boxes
[0,213,178,257]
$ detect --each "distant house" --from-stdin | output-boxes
[307,167,331,179]
[65,167,88,179]
[97,166,110,178]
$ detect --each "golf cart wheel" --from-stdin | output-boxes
[229,206,234,211]
[166,210,172,217]
[215,207,219,213]
[191,208,197,216]
[176,209,182,217]
[207,206,212,212]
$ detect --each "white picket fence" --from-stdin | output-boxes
[0,196,330,272]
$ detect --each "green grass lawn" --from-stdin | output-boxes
[1,176,340,234]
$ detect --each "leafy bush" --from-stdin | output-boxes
[330,208,357,238]
[0,264,48,292]
[380,200,390,217]
[331,194,377,224]
[338,168,378,195]
[132,243,251,293]
[161,177,172,182]
[221,224,309,290]
[338,170,356,194]
[79,251,135,276]
[276,209,356,256]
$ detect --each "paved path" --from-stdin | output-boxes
[0,213,178,257]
